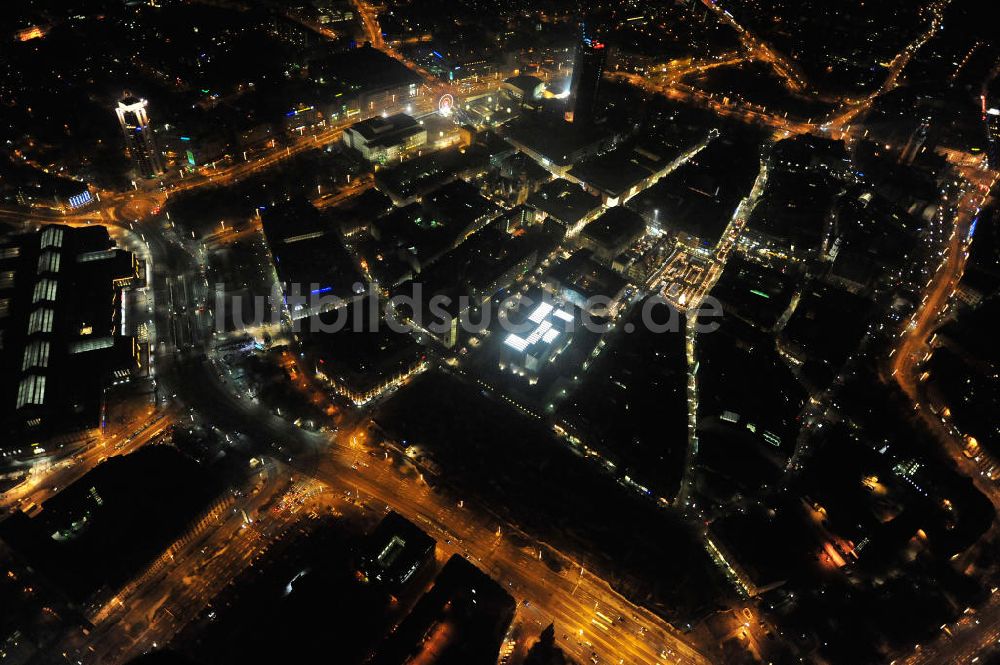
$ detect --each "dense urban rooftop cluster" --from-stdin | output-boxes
[1,0,999,664]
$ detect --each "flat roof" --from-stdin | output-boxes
[504,74,544,95]
[309,44,422,92]
[502,115,610,167]
[360,512,436,590]
[348,113,420,142]
[262,198,362,300]
[502,299,575,355]
[546,249,627,300]
[305,299,424,394]
[581,206,646,248]
[527,178,602,227]
[370,554,515,665]
[1,225,139,440]
[567,139,694,199]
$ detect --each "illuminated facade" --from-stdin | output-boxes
[343,113,427,163]
[705,534,786,598]
[319,358,428,406]
[0,225,142,443]
[986,104,1000,169]
[500,300,575,382]
[567,25,607,126]
[115,95,164,178]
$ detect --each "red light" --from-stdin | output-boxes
[592,42,605,50]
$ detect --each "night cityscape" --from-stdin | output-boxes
[1,0,999,663]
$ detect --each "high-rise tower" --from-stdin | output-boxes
[567,24,607,126]
[986,105,1000,169]
[115,95,163,178]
